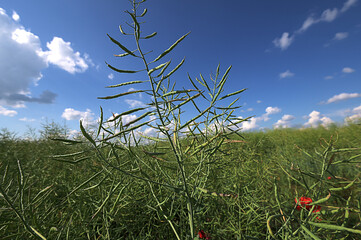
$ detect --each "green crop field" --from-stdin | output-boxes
[1,123,361,239]
[1,1,361,239]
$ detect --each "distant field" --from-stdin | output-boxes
[1,124,361,239]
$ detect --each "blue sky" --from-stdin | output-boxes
[0,0,360,138]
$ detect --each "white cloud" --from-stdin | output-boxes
[345,104,361,122]
[263,107,281,121]
[0,106,17,117]
[279,70,294,79]
[42,37,89,74]
[19,117,36,122]
[108,73,114,80]
[277,0,357,50]
[320,8,339,22]
[326,93,361,104]
[125,99,146,108]
[334,32,349,40]
[324,75,334,80]
[299,17,317,32]
[0,8,91,108]
[273,32,294,50]
[274,114,295,128]
[240,117,259,131]
[304,111,333,127]
[342,67,355,73]
[257,100,262,104]
[341,0,358,13]
[11,11,20,22]
[61,108,96,127]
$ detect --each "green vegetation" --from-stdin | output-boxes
[1,124,361,239]
[1,1,361,239]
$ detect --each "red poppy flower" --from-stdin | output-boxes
[295,196,312,210]
[327,176,332,180]
[198,230,211,239]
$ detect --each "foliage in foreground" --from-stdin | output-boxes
[1,124,361,239]
[1,0,361,239]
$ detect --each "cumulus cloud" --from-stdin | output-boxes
[0,106,17,117]
[273,32,294,50]
[334,32,349,40]
[238,106,281,131]
[240,117,258,131]
[274,114,295,128]
[342,67,355,73]
[0,7,92,107]
[279,70,294,79]
[42,37,89,74]
[12,11,20,22]
[345,104,361,122]
[108,73,114,80]
[61,108,96,127]
[325,93,361,104]
[304,111,333,127]
[263,106,281,121]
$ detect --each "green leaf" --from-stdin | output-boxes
[156,60,171,77]
[148,62,168,75]
[329,178,357,191]
[152,32,190,63]
[107,107,146,122]
[114,50,137,57]
[218,88,247,101]
[308,221,361,234]
[107,34,137,57]
[50,138,83,144]
[102,121,151,142]
[300,224,322,240]
[162,89,197,98]
[216,65,232,89]
[96,106,103,138]
[140,8,147,17]
[106,62,141,73]
[163,58,185,79]
[310,192,331,205]
[98,90,144,100]
[106,80,147,88]
[123,111,152,127]
[80,120,96,146]
[119,25,126,35]
[144,32,157,39]
[127,11,140,39]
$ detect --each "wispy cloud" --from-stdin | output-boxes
[19,117,36,122]
[273,0,358,50]
[0,106,17,117]
[342,67,355,73]
[279,70,294,79]
[324,93,361,104]
[273,32,294,51]
[334,32,349,40]
[108,73,114,80]
[125,99,146,108]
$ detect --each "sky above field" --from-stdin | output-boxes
[0,0,360,138]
